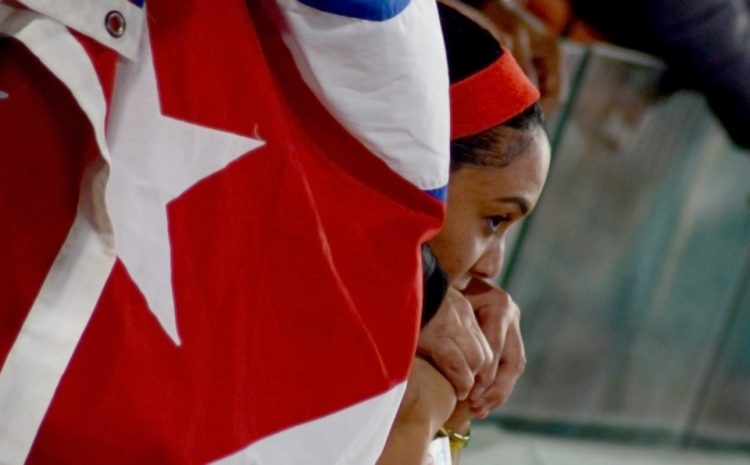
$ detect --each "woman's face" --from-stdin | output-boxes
[428,127,551,289]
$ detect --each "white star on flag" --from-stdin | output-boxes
[106,25,264,344]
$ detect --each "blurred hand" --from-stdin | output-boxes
[418,287,493,401]
[462,278,526,417]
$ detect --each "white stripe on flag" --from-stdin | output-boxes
[273,0,450,192]
[211,383,407,465]
[0,181,116,464]
[0,9,116,464]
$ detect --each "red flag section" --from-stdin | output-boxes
[0,34,116,369]
[0,0,443,463]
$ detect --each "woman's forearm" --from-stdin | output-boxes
[376,419,437,465]
[377,358,457,465]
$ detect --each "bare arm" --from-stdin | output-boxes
[377,358,457,465]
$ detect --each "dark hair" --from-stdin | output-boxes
[438,3,545,170]
[439,3,502,83]
[451,103,544,169]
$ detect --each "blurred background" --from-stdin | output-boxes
[459,0,750,462]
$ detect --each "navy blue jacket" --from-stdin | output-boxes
[572,0,750,148]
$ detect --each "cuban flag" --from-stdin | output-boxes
[271,0,450,200]
[0,0,448,464]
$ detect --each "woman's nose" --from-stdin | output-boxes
[470,238,504,280]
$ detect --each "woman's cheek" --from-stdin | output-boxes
[449,240,484,289]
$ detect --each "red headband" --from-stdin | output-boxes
[450,48,540,140]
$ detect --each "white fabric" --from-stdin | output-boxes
[273,0,450,191]
[0,184,116,465]
[211,383,406,465]
[18,0,144,59]
[0,10,116,464]
[428,437,453,465]
[106,22,264,344]
[0,8,263,462]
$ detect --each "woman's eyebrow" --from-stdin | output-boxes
[495,196,530,215]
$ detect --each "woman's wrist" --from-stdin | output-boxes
[437,423,472,453]
[393,406,446,440]
[443,419,471,436]
[443,400,473,434]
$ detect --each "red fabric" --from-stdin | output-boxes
[450,48,540,139]
[0,39,114,366]
[2,0,443,463]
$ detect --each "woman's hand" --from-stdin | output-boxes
[417,279,526,419]
[417,287,493,401]
[439,278,527,465]
[463,278,526,417]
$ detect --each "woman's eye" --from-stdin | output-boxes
[486,214,512,233]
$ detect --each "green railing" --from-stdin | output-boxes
[491,42,750,453]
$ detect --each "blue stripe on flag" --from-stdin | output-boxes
[130,0,145,7]
[298,0,410,21]
[425,186,447,202]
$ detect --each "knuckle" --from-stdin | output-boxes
[511,301,521,319]
[457,377,472,394]
[466,347,486,372]
[510,357,527,375]
[440,355,473,387]
[437,348,461,370]
[494,288,511,303]
[480,352,494,372]
[487,292,515,317]
[483,344,495,365]
[447,357,466,376]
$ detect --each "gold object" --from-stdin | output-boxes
[436,426,471,452]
